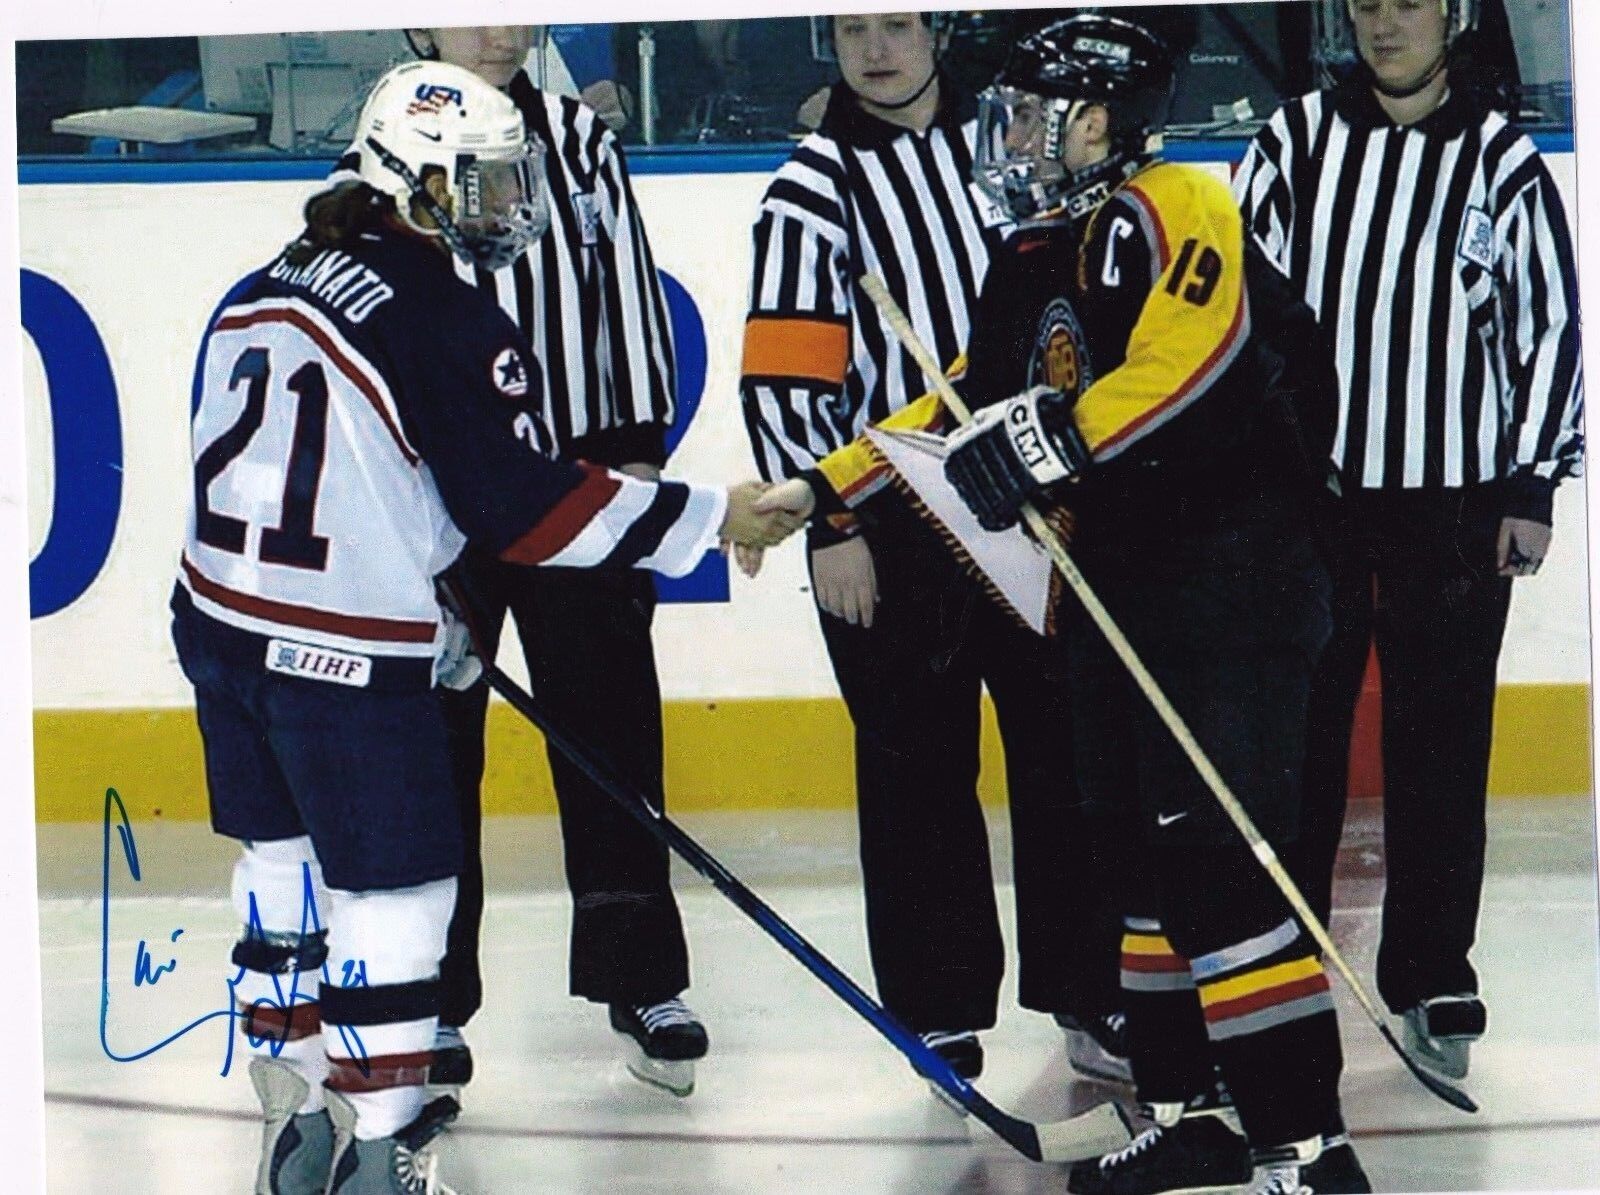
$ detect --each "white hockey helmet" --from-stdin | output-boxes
[354,60,548,271]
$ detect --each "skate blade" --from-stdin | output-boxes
[619,1041,696,1098]
[424,1082,467,1114]
[1406,1039,1470,1081]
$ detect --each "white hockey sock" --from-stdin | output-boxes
[339,1085,429,1141]
[322,879,455,1141]
[230,837,333,1115]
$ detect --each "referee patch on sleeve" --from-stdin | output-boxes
[1458,207,1495,271]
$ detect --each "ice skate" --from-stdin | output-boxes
[1401,994,1485,1080]
[249,1057,334,1195]
[1056,1010,1133,1084]
[1247,1132,1372,1194]
[913,1029,984,1113]
[610,997,709,1097]
[326,1089,462,1194]
[918,1029,984,1079]
[1068,1088,1249,1195]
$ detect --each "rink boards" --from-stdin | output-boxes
[16,148,1592,820]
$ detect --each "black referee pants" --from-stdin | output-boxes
[1294,485,1512,1013]
[815,537,1122,1033]
[437,546,688,1027]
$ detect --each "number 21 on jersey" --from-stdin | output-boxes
[194,339,332,572]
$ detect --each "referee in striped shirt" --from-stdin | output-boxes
[349,26,707,1084]
[1234,0,1583,1079]
[740,11,1126,1080]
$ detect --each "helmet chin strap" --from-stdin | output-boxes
[1370,50,1448,99]
[869,67,939,112]
[365,135,473,263]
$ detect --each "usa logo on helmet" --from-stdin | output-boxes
[407,84,463,116]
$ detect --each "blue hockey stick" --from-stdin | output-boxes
[439,580,1131,1163]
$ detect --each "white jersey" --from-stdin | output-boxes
[179,226,726,686]
[183,296,462,661]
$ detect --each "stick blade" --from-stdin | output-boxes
[1034,1101,1136,1163]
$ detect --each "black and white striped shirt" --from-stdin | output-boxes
[739,82,1007,500]
[1234,80,1583,500]
[340,71,676,468]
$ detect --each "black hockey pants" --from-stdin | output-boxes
[1070,502,1345,1148]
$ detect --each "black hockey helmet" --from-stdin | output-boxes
[974,14,1176,223]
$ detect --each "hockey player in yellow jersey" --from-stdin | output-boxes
[944,17,1370,1195]
[757,13,1369,1194]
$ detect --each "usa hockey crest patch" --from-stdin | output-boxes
[492,347,530,398]
[1458,207,1496,271]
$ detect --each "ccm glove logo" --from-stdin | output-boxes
[946,386,1087,532]
[1006,391,1072,483]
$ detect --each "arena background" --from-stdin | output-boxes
[16,9,1591,825]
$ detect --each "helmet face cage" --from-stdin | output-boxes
[810,12,955,64]
[973,86,1078,223]
[449,142,550,272]
[975,15,1174,224]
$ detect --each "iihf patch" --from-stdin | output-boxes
[1458,207,1496,271]
[266,639,372,688]
[493,347,530,398]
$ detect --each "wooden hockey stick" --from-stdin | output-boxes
[859,272,1477,1115]
[436,576,1135,1163]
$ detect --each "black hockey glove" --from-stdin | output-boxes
[945,386,1089,531]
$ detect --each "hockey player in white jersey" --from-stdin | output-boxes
[175,61,799,1195]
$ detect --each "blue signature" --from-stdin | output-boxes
[99,786,368,1075]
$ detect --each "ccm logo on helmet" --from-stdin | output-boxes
[1073,37,1132,62]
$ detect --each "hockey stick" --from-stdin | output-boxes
[858,272,1477,1115]
[435,577,1134,1163]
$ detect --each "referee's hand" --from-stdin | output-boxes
[1497,516,1552,577]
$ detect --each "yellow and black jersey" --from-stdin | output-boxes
[964,161,1256,470]
[816,160,1290,542]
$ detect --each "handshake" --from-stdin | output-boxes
[717,478,817,577]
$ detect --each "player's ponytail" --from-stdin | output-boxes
[284,182,396,266]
